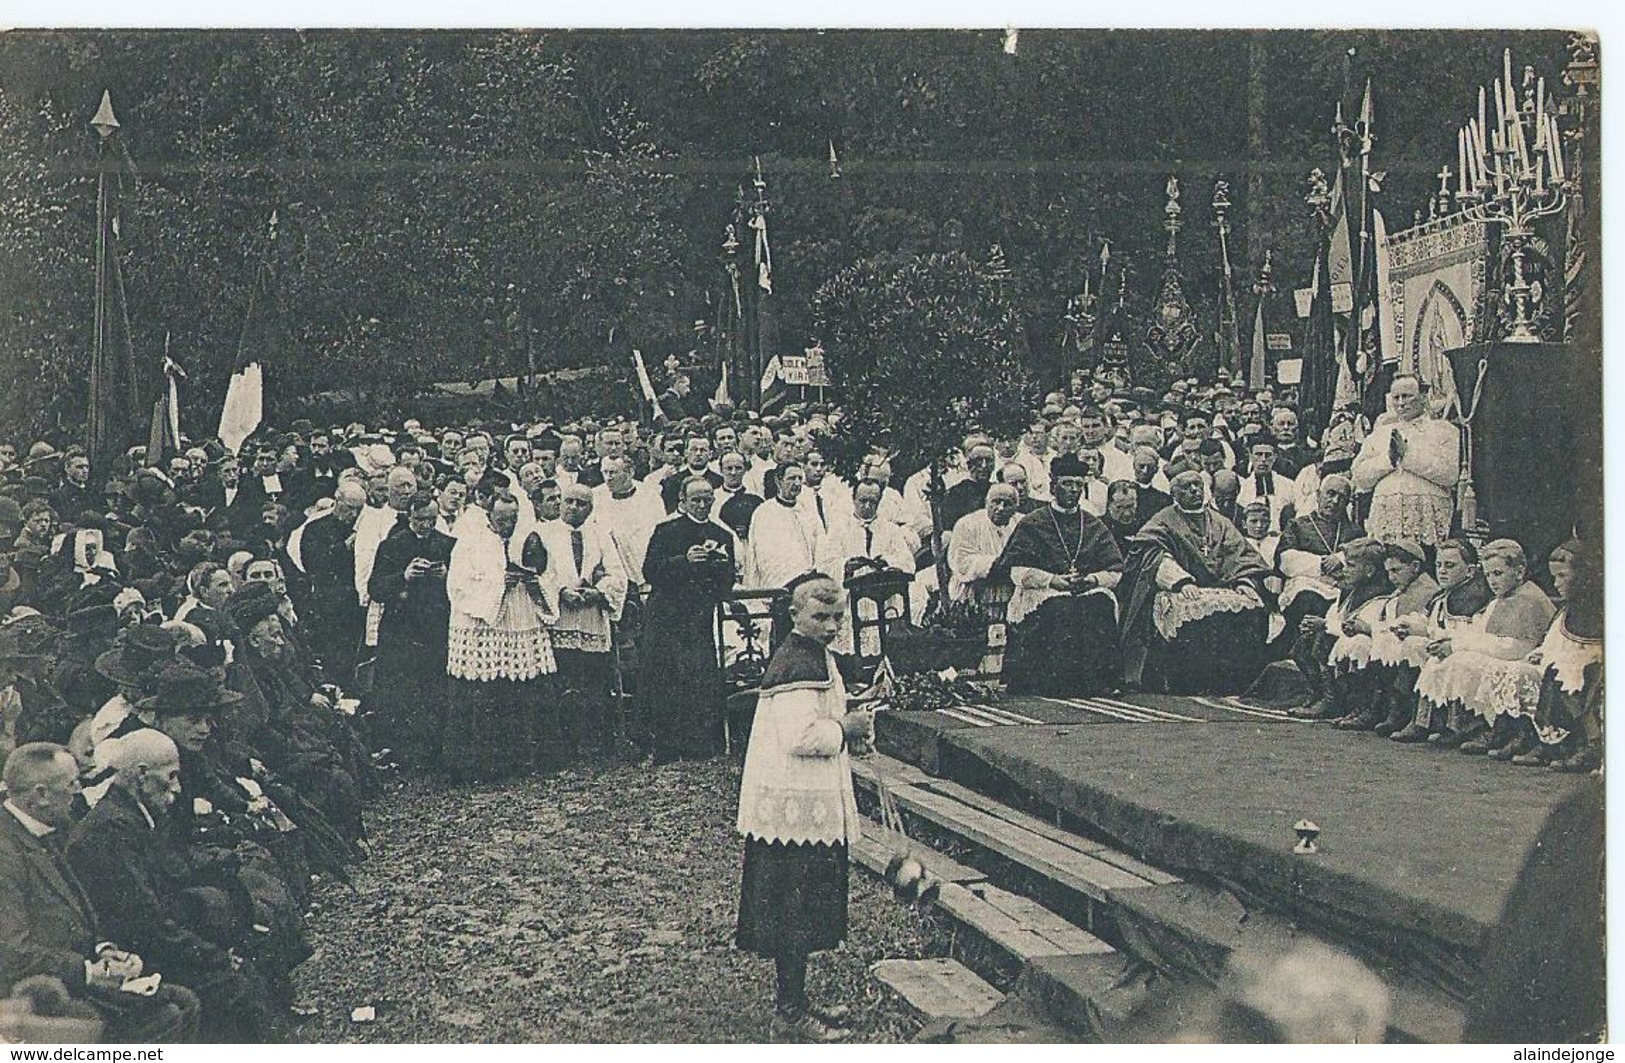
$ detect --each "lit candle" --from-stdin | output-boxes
[1504,48,1515,105]
[1494,77,1506,128]
[1536,75,1545,128]
[1478,85,1487,138]
[1471,117,1488,176]
[1550,116,1565,182]
[1458,129,1468,194]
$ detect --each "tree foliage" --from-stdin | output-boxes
[0,29,1576,442]
[813,250,1038,480]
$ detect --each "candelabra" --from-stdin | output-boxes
[1453,48,1571,342]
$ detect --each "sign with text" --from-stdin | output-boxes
[779,353,810,385]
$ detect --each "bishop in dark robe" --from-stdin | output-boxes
[638,476,736,764]
[1118,471,1274,694]
[996,454,1125,696]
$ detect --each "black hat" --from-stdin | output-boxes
[134,659,243,716]
[1050,452,1090,480]
[0,616,56,662]
[95,624,180,685]
[227,583,281,633]
[64,603,119,642]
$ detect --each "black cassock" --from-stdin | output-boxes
[996,506,1125,696]
[367,523,456,766]
[639,513,736,762]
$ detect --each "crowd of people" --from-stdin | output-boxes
[0,361,1601,1042]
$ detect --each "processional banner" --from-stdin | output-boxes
[1383,216,1491,406]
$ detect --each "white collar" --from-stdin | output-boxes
[4,799,54,839]
[132,794,157,831]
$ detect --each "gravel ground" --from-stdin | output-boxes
[290,757,954,1043]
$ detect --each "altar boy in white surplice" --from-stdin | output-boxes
[735,574,871,1042]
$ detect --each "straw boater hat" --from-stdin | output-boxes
[134,659,243,716]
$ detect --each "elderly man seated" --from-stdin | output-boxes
[68,730,285,1041]
[1118,470,1273,694]
[946,483,1019,607]
[997,455,1124,696]
[1,741,202,1043]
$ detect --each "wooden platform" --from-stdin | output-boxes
[867,695,1605,1041]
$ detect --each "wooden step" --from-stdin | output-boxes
[851,821,987,884]
[919,776,1111,855]
[871,958,1004,1021]
[936,880,1115,964]
[877,782,1159,900]
[851,753,932,790]
[855,754,1173,899]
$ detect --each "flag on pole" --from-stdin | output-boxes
[87,90,144,478]
[218,362,262,456]
[759,354,788,413]
[713,356,731,409]
[219,213,286,454]
[742,159,778,409]
[631,348,665,420]
[147,340,184,465]
[1248,294,1268,392]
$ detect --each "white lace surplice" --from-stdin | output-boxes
[735,657,861,848]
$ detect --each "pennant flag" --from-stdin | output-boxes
[1248,293,1268,392]
[219,213,287,454]
[713,356,731,409]
[760,354,788,414]
[631,348,665,420]
[751,213,772,294]
[1298,179,1340,440]
[218,362,263,456]
[87,90,144,478]
[147,340,184,465]
[741,161,779,409]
